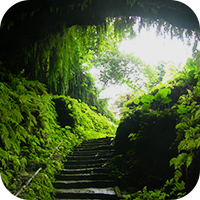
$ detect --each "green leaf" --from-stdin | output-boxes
[161,96,172,104]
[141,95,154,103]
[155,88,171,102]
[195,109,200,119]
[0,173,9,186]
[0,148,8,159]
[128,133,137,141]
[186,153,193,168]
[90,106,97,110]
[174,170,183,182]
[1,159,6,168]
[155,92,162,101]
[170,153,188,170]
[187,89,193,97]
[175,180,185,191]
[170,157,177,167]
[142,103,150,109]
[20,157,27,171]
[133,99,140,105]
[4,137,11,150]
[68,104,72,110]
[177,104,185,109]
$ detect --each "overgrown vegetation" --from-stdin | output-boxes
[91,48,156,91]
[110,57,200,199]
[52,95,117,139]
[0,1,200,199]
[0,62,116,199]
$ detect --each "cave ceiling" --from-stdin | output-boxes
[0,0,199,65]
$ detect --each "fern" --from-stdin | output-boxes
[15,124,28,142]
[1,159,7,169]
[0,124,11,150]
[194,109,200,119]
[0,67,116,199]
[20,157,27,171]
[170,153,187,170]
[0,148,8,169]
[0,173,9,187]
[0,148,8,162]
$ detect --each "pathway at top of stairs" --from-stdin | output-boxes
[52,137,123,200]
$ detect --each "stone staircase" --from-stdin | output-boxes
[52,137,122,200]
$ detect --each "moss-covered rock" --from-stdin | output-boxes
[113,110,178,191]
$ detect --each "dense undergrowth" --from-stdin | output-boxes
[0,62,116,199]
[1,57,199,200]
[110,58,200,199]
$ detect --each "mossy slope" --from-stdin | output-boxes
[0,65,116,199]
[112,58,200,199]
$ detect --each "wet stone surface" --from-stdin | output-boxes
[52,137,122,199]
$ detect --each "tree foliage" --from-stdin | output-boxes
[91,48,157,91]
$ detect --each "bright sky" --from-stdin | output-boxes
[119,25,194,67]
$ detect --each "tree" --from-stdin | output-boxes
[146,61,183,90]
[91,48,157,92]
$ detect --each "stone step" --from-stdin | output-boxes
[53,180,117,189]
[80,138,113,146]
[54,187,116,195]
[73,146,114,152]
[65,154,113,161]
[64,162,108,169]
[74,144,112,147]
[52,137,122,200]
[71,150,114,156]
[63,158,109,165]
[60,167,111,175]
[80,141,112,146]
[53,192,120,199]
[82,137,113,142]
[79,143,112,148]
[73,145,114,151]
[55,174,111,181]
